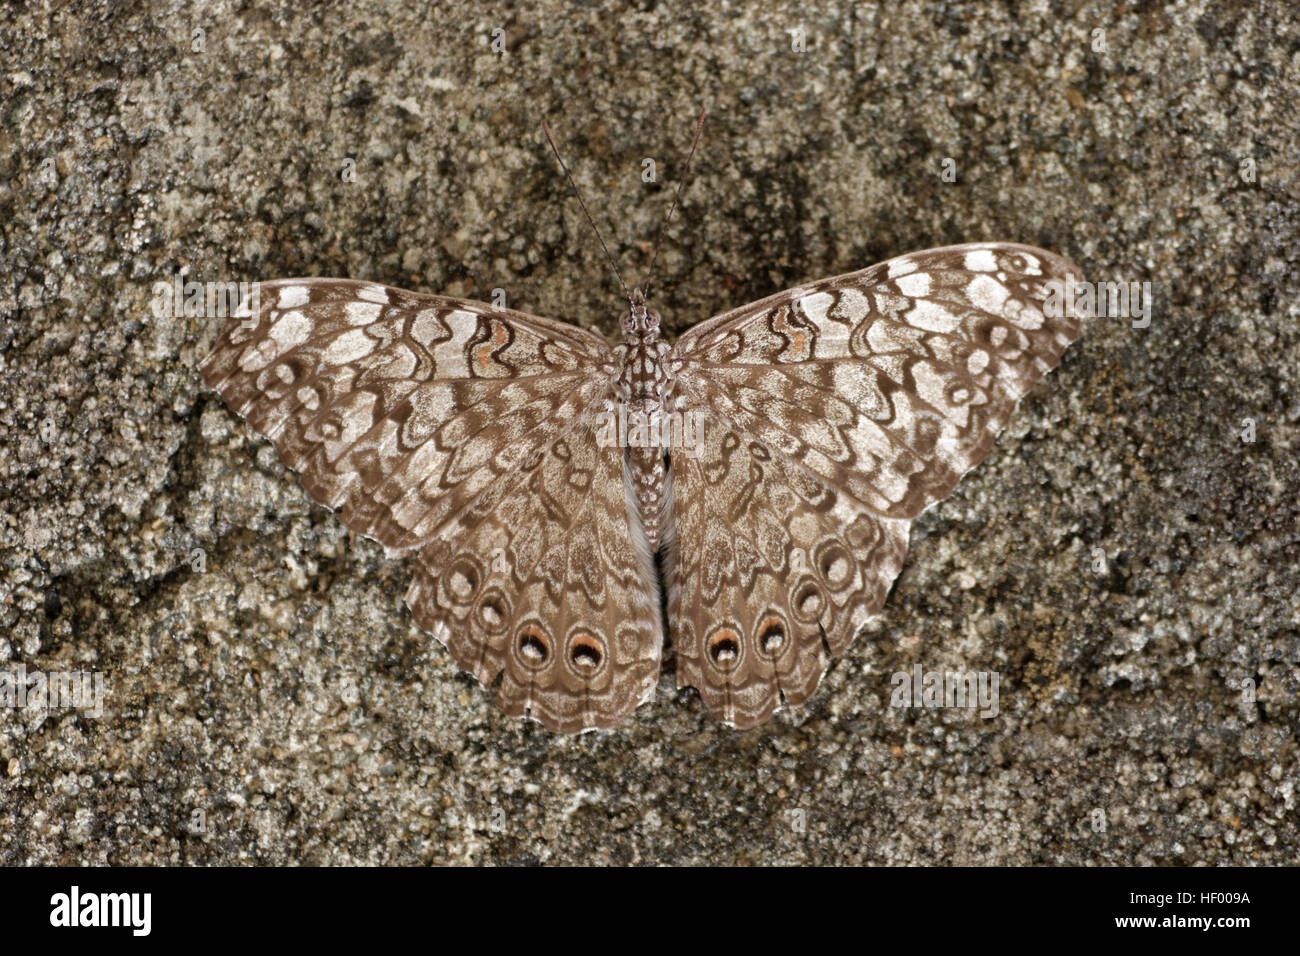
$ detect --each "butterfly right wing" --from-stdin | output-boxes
[665,243,1084,726]
[200,278,662,731]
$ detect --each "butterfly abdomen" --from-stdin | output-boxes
[627,443,668,550]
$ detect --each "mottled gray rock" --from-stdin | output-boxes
[0,0,1296,864]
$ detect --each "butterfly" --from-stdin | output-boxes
[199,121,1082,733]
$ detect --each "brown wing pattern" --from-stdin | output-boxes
[667,243,1083,727]
[406,409,663,732]
[200,279,661,730]
[199,279,614,551]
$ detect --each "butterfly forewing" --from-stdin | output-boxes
[666,242,1083,727]
[199,279,612,550]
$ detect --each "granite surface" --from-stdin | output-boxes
[1,0,1296,864]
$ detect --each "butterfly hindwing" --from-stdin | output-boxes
[663,406,912,727]
[406,408,663,732]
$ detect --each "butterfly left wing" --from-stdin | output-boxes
[200,278,662,731]
[666,243,1084,727]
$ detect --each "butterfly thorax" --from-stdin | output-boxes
[613,290,671,403]
[612,290,673,551]
[612,332,672,405]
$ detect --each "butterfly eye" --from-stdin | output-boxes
[646,310,661,329]
[622,313,635,332]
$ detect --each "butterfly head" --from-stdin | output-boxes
[622,287,661,337]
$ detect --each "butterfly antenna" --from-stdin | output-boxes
[643,107,706,300]
[542,119,631,302]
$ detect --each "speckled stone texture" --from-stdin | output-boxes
[1,0,1297,865]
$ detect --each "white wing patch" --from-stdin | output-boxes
[432,309,480,377]
[268,310,311,349]
[346,301,383,325]
[894,272,932,298]
[277,286,310,309]
[324,328,379,365]
[966,274,1011,315]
